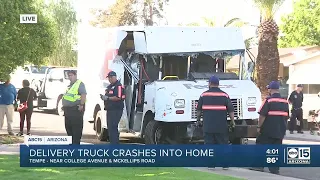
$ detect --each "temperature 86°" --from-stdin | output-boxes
[266,157,278,164]
[266,149,279,155]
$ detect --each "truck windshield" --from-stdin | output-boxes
[31,66,48,74]
[142,50,252,81]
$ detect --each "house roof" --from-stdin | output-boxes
[227,45,320,69]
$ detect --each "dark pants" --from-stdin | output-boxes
[19,108,33,132]
[64,107,84,145]
[289,108,303,132]
[256,134,283,173]
[204,132,228,168]
[107,110,122,144]
[204,133,228,144]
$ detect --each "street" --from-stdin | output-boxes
[1,110,320,180]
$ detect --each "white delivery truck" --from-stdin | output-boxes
[10,65,49,91]
[36,67,77,115]
[77,26,262,144]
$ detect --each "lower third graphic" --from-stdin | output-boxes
[287,147,311,164]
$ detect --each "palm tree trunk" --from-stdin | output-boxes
[256,21,280,99]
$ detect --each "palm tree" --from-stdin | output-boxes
[252,0,285,98]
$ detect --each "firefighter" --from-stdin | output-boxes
[288,84,304,134]
[196,75,235,170]
[100,71,125,144]
[59,70,87,145]
[251,81,289,174]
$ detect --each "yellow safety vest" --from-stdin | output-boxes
[63,80,82,102]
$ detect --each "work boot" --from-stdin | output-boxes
[8,132,14,136]
[27,132,31,136]
[249,167,264,172]
[297,131,304,134]
[16,132,23,136]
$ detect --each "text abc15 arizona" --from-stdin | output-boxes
[287,147,311,164]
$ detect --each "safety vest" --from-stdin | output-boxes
[62,80,82,102]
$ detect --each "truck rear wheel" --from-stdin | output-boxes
[95,110,108,141]
[144,120,165,144]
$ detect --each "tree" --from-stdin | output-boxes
[279,0,320,48]
[0,0,57,79]
[141,0,169,25]
[252,0,285,99]
[90,0,169,27]
[90,0,138,27]
[45,0,77,66]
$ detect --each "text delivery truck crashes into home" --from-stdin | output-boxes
[77,26,261,144]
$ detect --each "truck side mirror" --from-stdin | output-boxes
[59,78,63,82]
[247,61,255,72]
[48,78,53,82]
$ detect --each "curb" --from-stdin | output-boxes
[186,167,304,180]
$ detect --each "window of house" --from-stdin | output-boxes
[302,84,309,93]
[296,84,320,94]
[309,84,320,94]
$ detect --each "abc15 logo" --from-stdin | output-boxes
[287,147,310,160]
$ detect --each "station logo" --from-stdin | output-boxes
[287,147,310,164]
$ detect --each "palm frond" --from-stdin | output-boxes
[252,0,285,20]
[244,37,255,49]
[201,17,215,27]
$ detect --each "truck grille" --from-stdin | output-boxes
[191,99,242,119]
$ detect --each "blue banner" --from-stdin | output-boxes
[20,145,317,167]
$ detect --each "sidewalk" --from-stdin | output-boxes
[187,167,304,180]
[284,130,320,142]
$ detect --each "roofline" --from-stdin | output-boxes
[280,45,319,58]
[282,51,320,66]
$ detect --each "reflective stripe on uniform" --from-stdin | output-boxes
[118,85,122,97]
[63,80,82,102]
[201,92,229,98]
[202,105,227,110]
[268,111,288,116]
[267,98,288,103]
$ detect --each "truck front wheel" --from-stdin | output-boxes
[56,99,64,116]
[95,110,108,141]
[144,120,165,144]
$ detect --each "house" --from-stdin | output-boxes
[227,45,320,79]
[227,45,320,119]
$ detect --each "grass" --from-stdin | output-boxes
[0,135,23,144]
[0,155,242,180]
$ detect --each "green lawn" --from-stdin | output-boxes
[0,155,242,180]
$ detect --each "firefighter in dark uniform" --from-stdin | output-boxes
[288,84,304,134]
[196,75,235,170]
[251,81,289,174]
[100,71,125,144]
[58,70,87,145]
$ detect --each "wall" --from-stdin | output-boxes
[288,56,320,119]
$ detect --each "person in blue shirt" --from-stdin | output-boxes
[100,71,125,144]
[0,78,17,135]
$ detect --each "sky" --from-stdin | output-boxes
[74,0,294,38]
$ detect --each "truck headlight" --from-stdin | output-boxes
[246,97,256,105]
[174,99,185,108]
